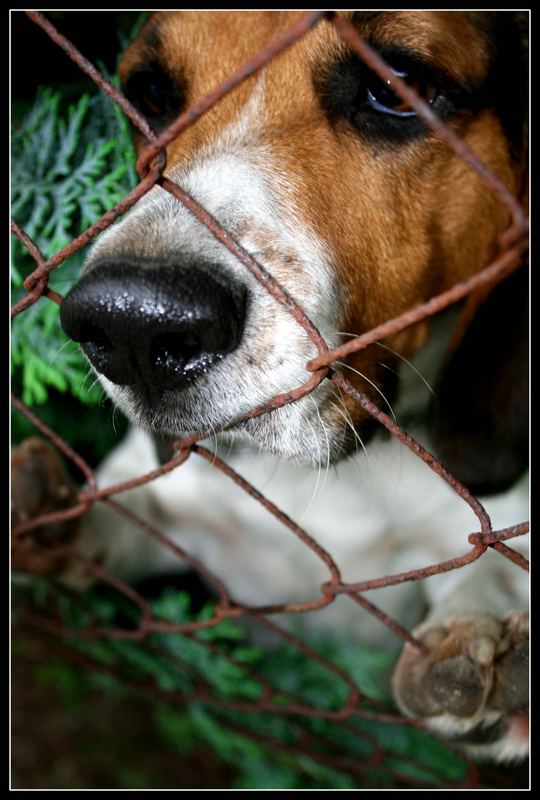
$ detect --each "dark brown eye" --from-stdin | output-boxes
[123,70,170,117]
[316,51,455,144]
[121,63,185,127]
[367,68,437,117]
[139,76,168,116]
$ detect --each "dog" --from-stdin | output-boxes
[13,11,529,763]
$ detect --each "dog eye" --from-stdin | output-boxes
[366,68,437,117]
[137,75,169,116]
[316,52,455,143]
[123,71,170,117]
[121,65,184,126]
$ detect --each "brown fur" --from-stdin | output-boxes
[119,10,523,436]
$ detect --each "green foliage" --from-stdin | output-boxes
[11,83,138,408]
[18,582,469,789]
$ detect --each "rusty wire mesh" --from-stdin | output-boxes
[11,10,529,789]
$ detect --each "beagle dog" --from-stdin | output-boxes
[14,11,529,763]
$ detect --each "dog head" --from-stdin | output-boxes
[60,11,528,481]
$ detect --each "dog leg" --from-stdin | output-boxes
[11,431,196,589]
[11,437,84,579]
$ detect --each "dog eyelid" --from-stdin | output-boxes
[366,68,437,117]
[367,88,416,117]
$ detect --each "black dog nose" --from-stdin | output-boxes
[60,261,247,395]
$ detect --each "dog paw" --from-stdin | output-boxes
[11,437,82,576]
[392,612,529,760]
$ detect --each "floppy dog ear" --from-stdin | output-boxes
[428,265,528,496]
[428,11,528,497]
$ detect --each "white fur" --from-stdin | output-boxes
[73,420,529,648]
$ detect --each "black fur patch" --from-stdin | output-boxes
[429,267,529,496]
[467,12,528,154]
[448,717,509,745]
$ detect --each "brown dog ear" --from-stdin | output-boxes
[428,266,528,496]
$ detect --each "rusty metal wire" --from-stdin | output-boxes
[11,9,529,788]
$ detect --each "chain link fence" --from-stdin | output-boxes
[11,10,529,789]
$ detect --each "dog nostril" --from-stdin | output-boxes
[78,324,112,368]
[151,332,203,374]
[79,323,110,348]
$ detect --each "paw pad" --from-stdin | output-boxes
[393,612,529,756]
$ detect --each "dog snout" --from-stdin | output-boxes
[60,260,247,396]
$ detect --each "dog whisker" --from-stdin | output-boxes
[335,361,397,421]
[299,411,323,521]
[82,367,101,398]
[87,376,102,395]
[334,333,435,397]
[50,338,78,366]
[379,362,399,376]
[329,391,371,471]
[311,396,332,496]
[112,404,119,436]
[330,386,378,519]
[374,341,436,396]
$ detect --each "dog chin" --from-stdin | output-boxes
[99,372,349,467]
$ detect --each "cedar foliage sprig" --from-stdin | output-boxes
[11,85,137,406]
